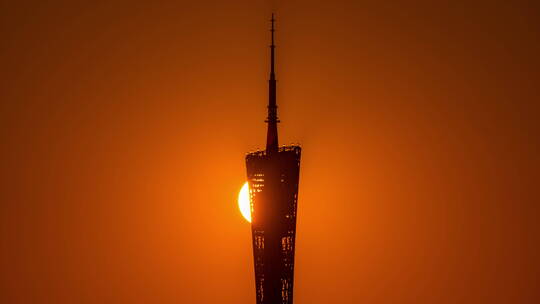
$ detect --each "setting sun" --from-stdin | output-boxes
[238,182,251,222]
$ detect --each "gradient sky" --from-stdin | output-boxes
[1,1,539,303]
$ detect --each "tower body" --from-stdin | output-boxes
[246,15,301,304]
[246,146,301,304]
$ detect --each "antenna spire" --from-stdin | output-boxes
[270,13,275,77]
[266,13,279,154]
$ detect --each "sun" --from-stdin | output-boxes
[238,182,251,222]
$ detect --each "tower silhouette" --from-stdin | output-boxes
[246,14,302,304]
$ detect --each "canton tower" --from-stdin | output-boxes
[245,14,302,304]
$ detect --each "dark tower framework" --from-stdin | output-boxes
[246,15,301,304]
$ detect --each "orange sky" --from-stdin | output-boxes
[1,1,539,303]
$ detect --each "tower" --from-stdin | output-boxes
[246,14,302,304]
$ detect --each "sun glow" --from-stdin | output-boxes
[238,182,251,222]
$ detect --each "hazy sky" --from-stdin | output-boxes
[1,1,539,303]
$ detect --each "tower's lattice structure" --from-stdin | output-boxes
[246,15,301,304]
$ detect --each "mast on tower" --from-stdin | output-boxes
[266,13,279,155]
